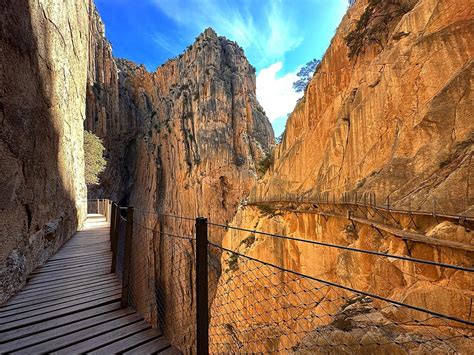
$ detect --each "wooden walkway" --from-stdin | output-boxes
[0,215,179,354]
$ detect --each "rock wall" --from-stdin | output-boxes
[0,0,89,302]
[255,0,473,211]
[86,27,273,221]
[85,24,274,349]
[212,0,473,352]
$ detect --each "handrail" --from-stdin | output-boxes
[99,199,473,353]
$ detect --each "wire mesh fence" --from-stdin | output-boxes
[207,248,473,353]
[207,223,474,354]
[114,213,126,281]
[92,198,473,354]
[131,209,198,353]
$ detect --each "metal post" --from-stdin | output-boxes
[196,217,209,355]
[121,206,134,308]
[110,203,116,250]
[111,204,120,273]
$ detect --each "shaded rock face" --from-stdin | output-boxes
[86,27,273,221]
[85,22,273,349]
[0,1,88,302]
[212,0,473,352]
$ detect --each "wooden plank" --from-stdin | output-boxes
[0,291,120,330]
[49,250,111,261]
[35,255,110,269]
[58,244,110,252]
[160,346,182,354]
[43,250,110,261]
[53,247,110,255]
[0,294,119,333]
[123,337,171,354]
[1,278,120,307]
[27,263,111,281]
[29,261,110,276]
[0,281,119,311]
[15,313,143,353]
[0,305,130,352]
[30,260,111,275]
[0,302,121,343]
[55,320,151,354]
[90,329,163,354]
[16,273,117,294]
[25,268,111,286]
[0,284,121,316]
[62,240,109,246]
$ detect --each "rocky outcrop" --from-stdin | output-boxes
[0,0,88,302]
[85,23,274,349]
[212,0,473,352]
[255,0,473,210]
[86,27,273,218]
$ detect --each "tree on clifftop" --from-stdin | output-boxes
[84,131,106,186]
[292,58,321,93]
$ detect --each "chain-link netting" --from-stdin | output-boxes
[131,210,197,353]
[114,213,127,281]
[207,243,473,353]
[207,222,474,354]
[103,199,473,354]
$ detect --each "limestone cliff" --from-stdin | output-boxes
[213,0,473,352]
[86,27,274,222]
[85,21,274,349]
[0,1,88,301]
[256,0,473,211]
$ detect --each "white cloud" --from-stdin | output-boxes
[152,32,179,54]
[256,62,302,122]
[150,0,302,66]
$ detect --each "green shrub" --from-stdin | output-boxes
[84,131,106,186]
[240,233,256,248]
[257,152,274,176]
[228,252,239,271]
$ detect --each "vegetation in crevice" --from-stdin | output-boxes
[345,0,415,58]
[257,152,274,177]
[228,252,240,271]
[84,131,107,186]
[257,204,283,218]
[239,233,256,248]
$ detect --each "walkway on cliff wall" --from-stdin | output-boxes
[247,198,474,252]
[0,214,179,354]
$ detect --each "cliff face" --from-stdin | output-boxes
[256,0,473,210]
[86,27,273,226]
[85,22,274,348]
[0,0,88,301]
[213,0,473,352]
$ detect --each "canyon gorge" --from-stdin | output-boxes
[0,0,472,353]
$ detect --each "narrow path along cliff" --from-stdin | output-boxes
[0,212,178,354]
[0,0,472,354]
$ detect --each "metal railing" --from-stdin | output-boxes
[89,200,474,354]
[246,191,474,221]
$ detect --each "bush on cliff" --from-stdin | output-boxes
[257,152,274,177]
[84,131,106,186]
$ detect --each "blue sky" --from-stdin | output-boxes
[95,0,349,136]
